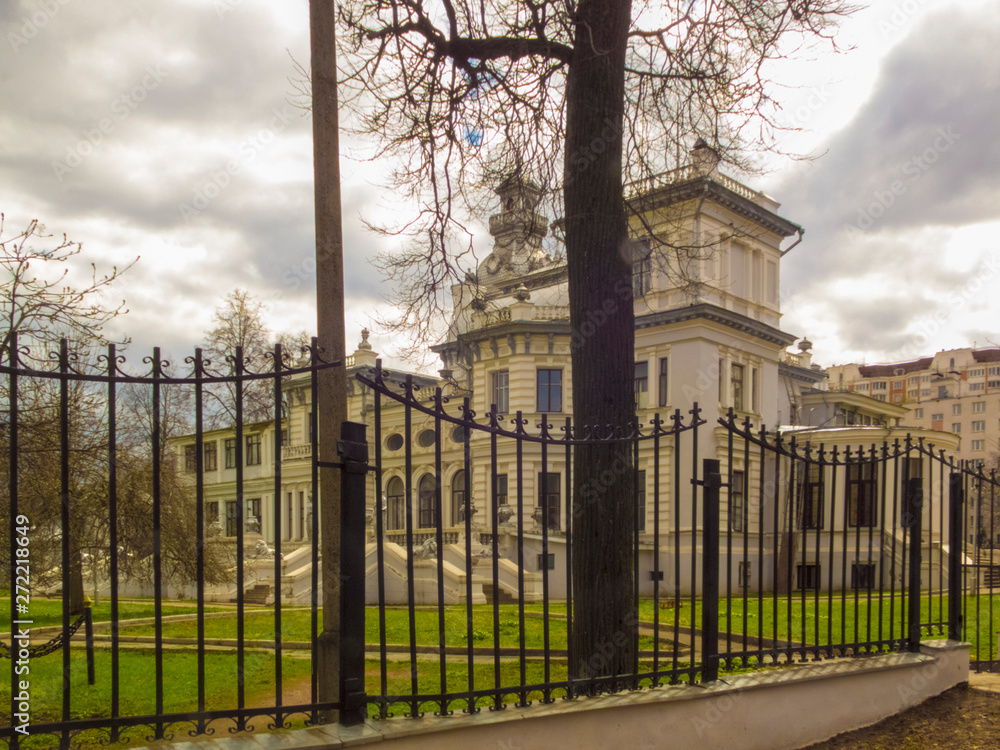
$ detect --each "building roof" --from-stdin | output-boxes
[972,349,1000,363]
[857,357,934,377]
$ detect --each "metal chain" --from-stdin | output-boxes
[0,612,88,659]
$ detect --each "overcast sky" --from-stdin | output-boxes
[2,0,997,373]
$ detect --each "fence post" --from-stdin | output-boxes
[338,421,368,726]
[85,598,95,686]
[905,477,923,652]
[701,458,721,682]
[948,473,964,642]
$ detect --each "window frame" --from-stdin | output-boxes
[385,476,406,531]
[658,357,669,408]
[634,361,649,410]
[536,368,563,413]
[537,472,561,531]
[491,369,510,414]
[418,474,438,529]
[246,434,262,466]
[847,462,877,528]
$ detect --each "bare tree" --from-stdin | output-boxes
[0,214,136,358]
[337,0,858,679]
[203,289,276,428]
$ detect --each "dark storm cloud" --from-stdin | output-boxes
[1,0,309,225]
[772,7,1000,358]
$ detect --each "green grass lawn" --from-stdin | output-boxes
[0,594,231,629]
[4,591,998,746]
[48,592,999,658]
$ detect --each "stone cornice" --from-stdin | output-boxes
[635,303,798,347]
[780,361,828,385]
[627,178,802,239]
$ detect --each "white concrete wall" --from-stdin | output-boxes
[207,640,968,750]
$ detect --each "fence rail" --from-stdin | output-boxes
[1,346,997,748]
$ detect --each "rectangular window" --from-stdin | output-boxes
[537,369,563,413]
[952,423,961,434]
[226,500,240,537]
[903,456,923,483]
[914,408,924,419]
[973,420,986,432]
[970,383,984,391]
[538,472,561,530]
[847,463,877,528]
[634,361,648,410]
[921,389,930,397]
[872,381,886,390]
[203,441,217,471]
[494,474,508,505]
[636,470,646,533]
[974,401,986,413]
[184,445,197,472]
[224,438,237,469]
[658,357,669,408]
[798,463,824,530]
[972,439,985,451]
[633,256,652,296]
[752,367,759,412]
[730,470,746,532]
[931,413,943,422]
[731,363,746,411]
[851,563,876,591]
[739,561,752,588]
[491,369,509,414]
[205,501,219,528]
[718,359,725,403]
[246,434,261,466]
[953,403,962,415]
[246,498,261,533]
[796,564,820,591]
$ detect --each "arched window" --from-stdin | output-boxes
[385,477,405,530]
[452,470,469,526]
[418,474,437,528]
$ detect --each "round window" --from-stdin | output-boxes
[417,429,437,448]
[385,433,404,451]
[452,426,469,443]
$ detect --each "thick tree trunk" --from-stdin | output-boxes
[564,0,636,683]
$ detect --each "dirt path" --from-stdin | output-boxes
[802,684,1000,749]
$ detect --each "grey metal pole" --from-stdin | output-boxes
[309,0,348,723]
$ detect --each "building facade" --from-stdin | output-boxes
[174,146,961,598]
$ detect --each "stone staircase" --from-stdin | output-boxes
[482,582,517,605]
[979,553,1000,588]
[235,584,271,605]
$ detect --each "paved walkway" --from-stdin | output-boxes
[969,669,1000,693]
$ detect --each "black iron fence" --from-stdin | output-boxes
[1,345,998,748]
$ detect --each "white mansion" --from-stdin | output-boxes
[173,145,961,601]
